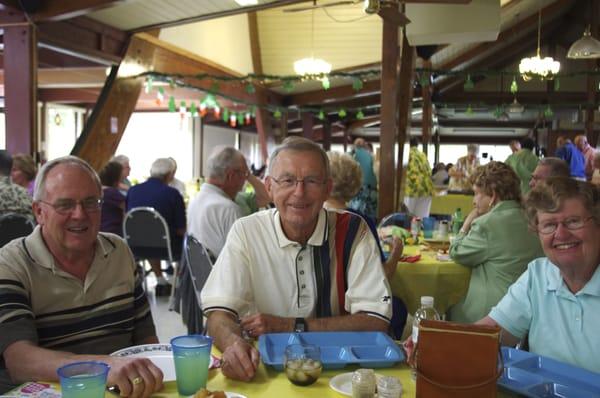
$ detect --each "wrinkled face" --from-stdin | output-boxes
[472,185,494,215]
[121,161,131,179]
[229,156,249,194]
[529,164,551,189]
[266,150,332,237]
[33,164,101,258]
[10,166,28,187]
[536,198,600,271]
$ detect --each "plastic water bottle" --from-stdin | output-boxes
[452,208,463,234]
[410,217,421,241]
[411,296,441,380]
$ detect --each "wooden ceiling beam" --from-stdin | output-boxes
[38,87,101,103]
[28,0,126,22]
[439,91,590,104]
[284,79,380,107]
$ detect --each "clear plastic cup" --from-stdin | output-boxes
[377,375,403,398]
[171,334,213,396]
[284,344,322,386]
[57,361,109,398]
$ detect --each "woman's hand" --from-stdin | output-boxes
[460,208,481,234]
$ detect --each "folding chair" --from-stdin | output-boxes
[377,212,411,230]
[183,234,214,306]
[122,207,178,298]
[0,213,35,248]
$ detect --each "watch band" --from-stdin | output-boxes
[294,317,307,333]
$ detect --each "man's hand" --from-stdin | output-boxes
[104,356,164,398]
[221,339,260,382]
[240,313,293,337]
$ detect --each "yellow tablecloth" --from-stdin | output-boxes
[430,193,474,215]
[390,245,471,315]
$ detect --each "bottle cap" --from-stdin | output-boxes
[420,296,434,307]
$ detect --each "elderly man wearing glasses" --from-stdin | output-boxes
[0,156,164,397]
[477,177,600,373]
[201,137,392,382]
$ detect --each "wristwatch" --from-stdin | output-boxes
[294,317,307,333]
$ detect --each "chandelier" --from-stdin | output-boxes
[293,8,331,76]
[519,1,560,81]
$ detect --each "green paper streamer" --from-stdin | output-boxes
[168,96,176,112]
[510,77,518,94]
[463,74,474,91]
[283,80,295,92]
[274,109,282,119]
[158,87,165,96]
[553,78,560,91]
[144,77,153,94]
[168,79,175,89]
[245,83,256,94]
[338,108,347,118]
[190,102,197,116]
[237,113,244,124]
[318,110,325,120]
[211,82,220,92]
[420,73,430,87]
[321,77,331,90]
[544,105,554,118]
[223,108,230,122]
[466,104,473,115]
[356,110,364,120]
[352,78,363,91]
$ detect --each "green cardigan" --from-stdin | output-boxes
[448,200,544,323]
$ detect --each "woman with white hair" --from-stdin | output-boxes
[448,144,480,192]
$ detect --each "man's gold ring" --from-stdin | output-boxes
[132,376,144,385]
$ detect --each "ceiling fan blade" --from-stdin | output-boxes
[283,0,360,13]
[377,8,410,26]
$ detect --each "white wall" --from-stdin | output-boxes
[201,125,237,177]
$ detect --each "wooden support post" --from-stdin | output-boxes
[378,12,400,219]
[302,112,315,140]
[322,120,332,151]
[421,60,433,151]
[254,109,271,164]
[395,29,415,211]
[4,18,37,156]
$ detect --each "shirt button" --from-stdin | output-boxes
[301,284,306,289]
[298,256,303,261]
[299,270,304,275]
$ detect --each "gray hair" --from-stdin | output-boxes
[33,156,101,201]
[111,154,129,165]
[467,144,479,154]
[207,147,243,180]
[267,137,330,178]
[538,157,570,178]
[150,158,174,179]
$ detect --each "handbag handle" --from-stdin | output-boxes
[411,343,504,390]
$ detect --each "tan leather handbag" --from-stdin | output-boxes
[414,319,503,398]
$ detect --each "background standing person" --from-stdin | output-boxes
[99,161,126,236]
[403,137,433,218]
[448,144,480,192]
[349,138,378,222]
[592,152,600,186]
[431,162,449,187]
[10,154,37,196]
[574,134,597,180]
[529,157,571,190]
[555,136,586,180]
[112,154,132,194]
[505,137,539,195]
[448,162,543,323]
[508,139,521,154]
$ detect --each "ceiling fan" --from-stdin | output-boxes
[283,0,411,26]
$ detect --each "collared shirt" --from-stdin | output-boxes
[580,144,597,180]
[489,258,600,373]
[0,227,156,392]
[556,143,586,179]
[0,176,33,218]
[201,208,392,322]
[448,156,480,191]
[405,147,433,197]
[505,149,539,195]
[187,183,243,258]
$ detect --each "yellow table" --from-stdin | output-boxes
[430,193,474,215]
[390,245,471,315]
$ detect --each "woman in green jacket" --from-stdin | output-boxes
[449,161,544,323]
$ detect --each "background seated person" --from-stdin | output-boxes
[478,177,600,373]
[10,153,37,196]
[449,162,543,323]
[201,137,392,382]
[0,156,162,396]
[99,160,126,236]
[529,157,570,190]
[0,150,33,219]
[126,158,186,295]
[325,151,406,338]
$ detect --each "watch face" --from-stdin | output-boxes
[294,318,306,333]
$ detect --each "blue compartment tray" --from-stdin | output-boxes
[258,331,405,370]
[499,347,600,397]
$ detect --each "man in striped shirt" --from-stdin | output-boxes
[0,156,163,397]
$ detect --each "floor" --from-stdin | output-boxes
[145,274,188,343]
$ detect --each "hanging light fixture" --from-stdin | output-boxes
[293,7,331,76]
[508,97,525,113]
[519,1,560,81]
[567,26,600,59]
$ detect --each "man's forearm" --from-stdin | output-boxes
[206,312,245,352]
[306,313,388,333]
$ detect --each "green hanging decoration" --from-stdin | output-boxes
[553,78,560,91]
[250,106,257,118]
[283,80,295,92]
[190,102,197,116]
[236,113,244,125]
[168,78,175,89]
[356,109,364,120]
[274,108,282,119]
[352,78,364,92]
[223,108,230,122]
[210,81,220,92]
[168,96,176,112]
[544,105,554,118]
[492,106,503,119]
[245,83,256,94]
[510,77,518,94]
[321,77,331,90]
[465,104,473,115]
[338,108,347,118]
[318,110,325,120]
[157,86,165,98]
[420,73,430,87]
[144,77,153,94]
[463,74,474,91]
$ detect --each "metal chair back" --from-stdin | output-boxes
[183,234,213,304]
[122,207,173,263]
[0,213,34,248]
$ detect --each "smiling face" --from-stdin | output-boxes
[536,198,600,272]
[266,150,332,242]
[33,164,101,259]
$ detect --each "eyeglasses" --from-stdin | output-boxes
[39,198,103,215]
[270,176,326,191]
[537,216,594,234]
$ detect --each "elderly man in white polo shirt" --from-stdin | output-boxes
[187,146,248,259]
[201,137,392,382]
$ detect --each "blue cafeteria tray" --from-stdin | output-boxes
[498,347,600,397]
[258,331,405,370]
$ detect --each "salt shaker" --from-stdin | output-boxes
[351,368,376,398]
[377,375,403,398]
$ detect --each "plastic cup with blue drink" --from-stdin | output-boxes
[422,217,436,239]
[171,335,213,396]
[57,361,109,398]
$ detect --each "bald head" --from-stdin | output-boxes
[574,135,589,151]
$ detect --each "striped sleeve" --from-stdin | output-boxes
[0,277,38,354]
[132,265,157,344]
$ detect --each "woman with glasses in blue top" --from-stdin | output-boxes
[479,177,600,373]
